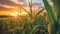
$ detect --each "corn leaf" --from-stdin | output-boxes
[43,0,56,21]
[43,0,56,34]
[30,25,40,34]
[28,0,33,18]
[35,8,44,17]
[52,0,60,21]
[22,8,32,19]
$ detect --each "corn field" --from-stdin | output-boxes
[0,0,60,34]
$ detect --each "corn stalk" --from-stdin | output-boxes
[43,0,60,34]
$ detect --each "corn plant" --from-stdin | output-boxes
[43,0,60,34]
[20,0,49,34]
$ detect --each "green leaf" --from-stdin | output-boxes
[43,0,56,21]
[30,25,40,34]
[43,0,56,34]
[22,8,32,18]
[28,0,33,18]
[35,8,44,17]
[52,0,60,21]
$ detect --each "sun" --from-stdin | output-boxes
[11,11,28,16]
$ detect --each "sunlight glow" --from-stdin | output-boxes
[11,13,18,17]
[11,11,28,16]
[21,12,28,15]
[0,12,18,17]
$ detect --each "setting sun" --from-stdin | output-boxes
[20,11,28,16]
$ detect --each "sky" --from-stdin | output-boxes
[0,0,52,16]
[32,0,43,3]
[0,0,53,12]
[0,0,43,11]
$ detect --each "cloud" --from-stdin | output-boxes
[0,0,13,5]
[0,0,20,11]
[0,0,20,6]
[0,0,25,9]
[10,0,25,5]
[0,4,18,9]
[0,6,7,10]
[0,4,18,11]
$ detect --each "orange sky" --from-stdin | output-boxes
[0,0,45,16]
